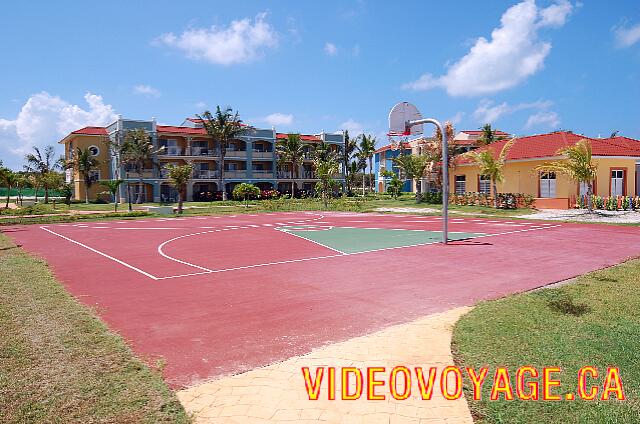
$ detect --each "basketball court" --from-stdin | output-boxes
[5,211,640,388]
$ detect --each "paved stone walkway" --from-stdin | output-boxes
[177,307,473,423]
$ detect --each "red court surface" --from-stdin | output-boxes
[4,211,640,388]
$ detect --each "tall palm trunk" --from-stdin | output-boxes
[5,185,10,208]
[220,143,227,201]
[291,162,295,198]
[415,179,422,204]
[84,178,89,204]
[177,190,183,214]
[587,182,593,213]
[492,179,499,208]
[368,157,373,193]
[362,174,366,196]
[44,184,49,204]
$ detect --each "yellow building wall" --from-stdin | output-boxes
[65,135,112,201]
[450,157,637,198]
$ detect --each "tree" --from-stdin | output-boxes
[477,123,506,146]
[0,168,17,208]
[13,172,29,206]
[342,130,358,194]
[67,147,101,204]
[41,172,63,207]
[346,160,362,194]
[536,139,598,212]
[24,145,59,203]
[120,128,164,204]
[197,106,246,201]
[357,135,377,194]
[59,182,74,206]
[314,156,339,208]
[100,179,125,212]
[392,154,431,202]
[386,173,404,199]
[164,163,192,214]
[233,183,260,207]
[276,134,305,198]
[464,139,514,208]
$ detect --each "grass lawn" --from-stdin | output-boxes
[452,259,640,423]
[0,234,190,423]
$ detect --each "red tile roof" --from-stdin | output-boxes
[456,132,640,164]
[71,126,107,135]
[461,130,511,136]
[374,142,412,154]
[276,133,321,142]
[157,125,207,135]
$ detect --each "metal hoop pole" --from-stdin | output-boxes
[407,118,448,244]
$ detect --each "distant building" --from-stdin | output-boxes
[60,116,344,202]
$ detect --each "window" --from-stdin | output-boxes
[539,172,556,198]
[88,145,100,156]
[89,170,100,183]
[197,163,209,170]
[455,175,466,194]
[611,169,625,196]
[478,175,491,194]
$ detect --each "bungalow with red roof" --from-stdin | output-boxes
[451,131,640,209]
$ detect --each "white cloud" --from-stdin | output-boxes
[525,111,560,129]
[472,99,553,123]
[403,0,573,96]
[262,113,293,126]
[195,101,207,109]
[613,22,640,48]
[448,111,465,125]
[324,42,338,56]
[156,13,278,65]
[339,119,365,135]
[133,84,161,98]
[0,92,117,169]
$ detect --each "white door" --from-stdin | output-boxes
[539,173,556,198]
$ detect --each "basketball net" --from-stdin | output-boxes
[387,132,408,151]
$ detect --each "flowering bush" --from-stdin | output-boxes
[449,192,534,209]
[574,194,640,211]
[260,189,280,200]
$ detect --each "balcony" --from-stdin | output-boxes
[252,170,274,178]
[302,171,317,179]
[224,170,248,179]
[226,149,247,159]
[189,147,217,157]
[252,150,274,159]
[194,170,220,179]
[277,171,294,179]
[161,147,185,156]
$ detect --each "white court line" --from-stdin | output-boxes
[40,227,158,280]
[277,227,345,254]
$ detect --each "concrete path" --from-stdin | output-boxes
[177,307,473,424]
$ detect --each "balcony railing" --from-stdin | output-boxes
[252,150,274,158]
[161,147,185,156]
[195,170,220,179]
[277,171,293,179]
[224,170,248,178]
[189,147,217,157]
[225,150,247,158]
[252,170,274,178]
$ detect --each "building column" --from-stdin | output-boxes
[186,181,194,201]
[152,182,161,203]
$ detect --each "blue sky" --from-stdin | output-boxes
[1,0,640,169]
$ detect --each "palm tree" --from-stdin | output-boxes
[197,106,246,201]
[164,163,193,214]
[68,147,101,204]
[100,179,125,212]
[342,130,358,194]
[477,124,506,146]
[357,135,377,194]
[0,168,17,208]
[120,128,164,204]
[536,139,597,212]
[276,134,305,198]
[314,156,340,208]
[464,139,514,208]
[24,146,59,203]
[392,154,431,202]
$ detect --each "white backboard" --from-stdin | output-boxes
[388,102,423,136]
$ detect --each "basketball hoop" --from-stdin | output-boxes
[387,131,408,151]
